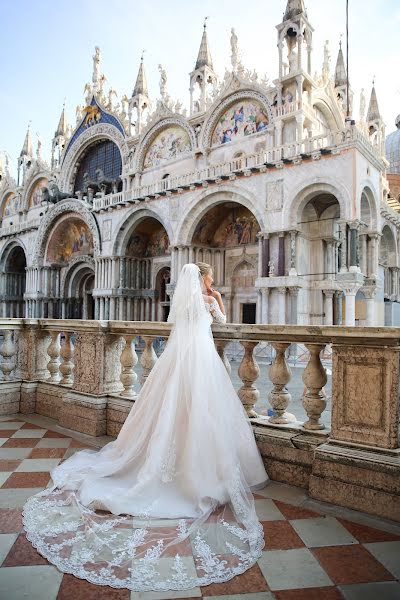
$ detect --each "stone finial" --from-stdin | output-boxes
[334,40,347,88]
[195,17,213,70]
[133,52,149,97]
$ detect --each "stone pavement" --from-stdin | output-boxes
[0,414,399,600]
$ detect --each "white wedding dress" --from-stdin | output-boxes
[23,264,268,591]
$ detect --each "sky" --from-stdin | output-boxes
[1,0,399,174]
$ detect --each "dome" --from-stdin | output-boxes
[386,115,400,174]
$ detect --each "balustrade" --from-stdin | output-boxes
[92,126,381,212]
[0,318,397,522]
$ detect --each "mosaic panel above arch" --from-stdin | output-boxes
[46,217,94,264]
[193,203,260,248]
[29,178,48,208]
[126,218,170,258]
[211,99,270,146]
[143,126,191,169]
[3,193,21,218]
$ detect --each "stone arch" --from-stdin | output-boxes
[178,186,265,246]
[313,99,340,132]
[33,199,101,264]
[135,117,195,172]
[380,224,397,267]
[202,90,273,148]
[0,241,27,318]
[60,255,95,297]
[284,179,350,229]
[359,182,379,231]
[23,172,49,211]
[154,265,171,322]
[61,257,96,319]
[0,240,27,270]
[59,123,129,194]
[1,190,20,219]
[113,207,172,256]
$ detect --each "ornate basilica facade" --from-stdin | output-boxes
[0,0,396,326]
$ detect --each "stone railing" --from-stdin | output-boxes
[92,126,384,212]
[0,218,41,238]
[0,318,399,522]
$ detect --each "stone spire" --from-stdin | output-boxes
[133,53,148,97]
[55,102,68,137]
[367,81,381,123]
[334,41,347,87]
[20,123,33,158]
[195,19,213,70]
[283,0,307,21]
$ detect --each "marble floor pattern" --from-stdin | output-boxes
[0,414,399,600]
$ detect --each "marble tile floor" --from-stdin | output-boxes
[0,414,399,600]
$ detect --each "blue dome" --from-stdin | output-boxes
[386,115,400,174]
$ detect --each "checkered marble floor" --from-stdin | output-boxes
[0,414,399,600]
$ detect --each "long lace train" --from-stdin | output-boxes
[23,265,269,591]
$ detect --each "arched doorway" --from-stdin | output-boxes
[190,201,261,322]
[63,261,95,319]
[297,193,340,325]
[231,260,258,323]
[124,217,170,321]
[379,225,398,325]
[155,267,171,321]
[44,215,95,319]
[0,244,26,317]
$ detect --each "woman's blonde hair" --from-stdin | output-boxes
[195,262,212,277]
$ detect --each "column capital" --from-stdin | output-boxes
[288,286,300,297]
[323,289,335,298]
[348,219,362,231]
[277,286,287,294]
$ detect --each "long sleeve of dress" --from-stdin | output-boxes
[209,297,227,324]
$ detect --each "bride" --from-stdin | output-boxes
[23,262,268,592]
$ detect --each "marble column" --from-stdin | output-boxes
[262,235,270,277]
[323,290,334,325]
[360,233,368,276]
[368,234,379,278]
[277,287,286,324]
[349,223,360,270]
[261,289,269,323]
[289,231,297,276]
[333,291,343,325]
[340,223,348,272]
[289,287,300,324]
[278,234,285,277]
[344,290,357,326]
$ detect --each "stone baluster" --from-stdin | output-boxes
[215,339,231,375]
[0,330,16,380]
[140,336,157,384]
[59,332,74,386]
[47,332,61,383]
[302,343,327,430]
[238,341,259,417]
[120,335,138,399]
[268,342,292,423]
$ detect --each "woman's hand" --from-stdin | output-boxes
[207,287,221,300]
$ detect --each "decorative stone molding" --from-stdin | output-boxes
[33,199,101,263]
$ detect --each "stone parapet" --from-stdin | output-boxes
[0,317,399,522]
